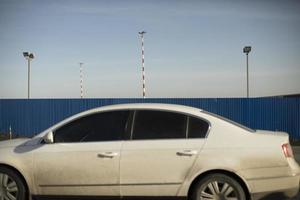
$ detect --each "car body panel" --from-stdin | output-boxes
[0,141,36,195]
[120,139,205,196]
[33,141,122,196]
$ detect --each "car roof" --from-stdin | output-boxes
[82,103,202,114]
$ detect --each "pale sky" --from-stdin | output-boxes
[0,0,299,98]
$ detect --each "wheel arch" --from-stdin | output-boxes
[0,163,30,199]
[187,169,251,200]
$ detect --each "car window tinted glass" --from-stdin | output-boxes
[133,110,186,140]
[188,116,209,138]
[54,111,130,143]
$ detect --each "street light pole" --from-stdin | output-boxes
[246,53,249,98]
[27,59,31,99]
[79,62,84,98]
[139,31,146,98]
[23,52,35,99]
[9,126,12,140]
[243,46,251,98]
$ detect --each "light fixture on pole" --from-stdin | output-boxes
[243,46,251,98]
[23,52,35,99]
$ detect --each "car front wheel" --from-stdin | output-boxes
[0,167,27,200]
[192,173,246,200]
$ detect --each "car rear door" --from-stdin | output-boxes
[33,110,130,196]
[120,110,209,196]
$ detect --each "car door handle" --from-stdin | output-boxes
[176,150,198,156]
[97,152,118,158]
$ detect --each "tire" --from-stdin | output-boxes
[0,167,27,200]
[192,173,246,200]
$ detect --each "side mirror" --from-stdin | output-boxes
[43,131,54,144]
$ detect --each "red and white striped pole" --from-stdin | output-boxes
[79,62,84,98]
[139,31,146,98]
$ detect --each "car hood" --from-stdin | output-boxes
[0,138,31,148]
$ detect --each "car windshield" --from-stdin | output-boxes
[201,110,256,133]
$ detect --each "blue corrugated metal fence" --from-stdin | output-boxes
[0,98,299,140]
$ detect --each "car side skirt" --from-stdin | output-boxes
[32,196,187,200]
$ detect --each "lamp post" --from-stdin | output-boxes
[138,31,146,98]
[23,52,35,99]
[9,126,12,140]
[243,46,251,98]
[79,62,84,98]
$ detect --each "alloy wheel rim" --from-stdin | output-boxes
[200,180,238,200]
[0,173,18,200]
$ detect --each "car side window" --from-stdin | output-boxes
[132,110,186,140]
[188,116,209,138]
[54,111,130,143]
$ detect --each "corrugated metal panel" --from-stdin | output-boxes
[0,98,299,140]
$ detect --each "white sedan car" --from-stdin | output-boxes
[0,103,299,200]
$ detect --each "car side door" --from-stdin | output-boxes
[120,110,209,197]
[33,110,131,197]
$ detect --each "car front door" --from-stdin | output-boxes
[120,110,209,196]
[33,110,130,196]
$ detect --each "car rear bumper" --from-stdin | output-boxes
[248,174,300,200]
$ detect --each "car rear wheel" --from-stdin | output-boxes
[192,173,246,200]
[0,167,27,200]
